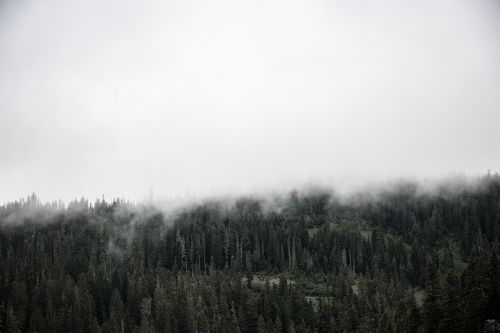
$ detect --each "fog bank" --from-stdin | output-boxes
[1,0,500,203]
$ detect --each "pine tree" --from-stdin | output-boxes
[485,250,500,319]
[140,297,153,333]
[257,315,266,333]
[422,259,440,333]
[273,315,282,333]
[0,302,6,333]
[376,310,393,333]
[28,305,46,333]
[6,306,22,333]
[176,229,187,271]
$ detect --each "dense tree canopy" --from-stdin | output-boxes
[1,174,500,332]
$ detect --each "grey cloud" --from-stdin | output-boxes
[1,0,499,203]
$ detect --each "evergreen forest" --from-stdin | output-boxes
[1,175,500,332]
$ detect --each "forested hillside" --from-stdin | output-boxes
[1,175,500,332]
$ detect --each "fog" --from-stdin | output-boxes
[1,0,500,203]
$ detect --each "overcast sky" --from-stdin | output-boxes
[1,0,500,203]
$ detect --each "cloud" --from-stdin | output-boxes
[1,0,499,202]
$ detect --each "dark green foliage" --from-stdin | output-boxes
[1,174,500,332]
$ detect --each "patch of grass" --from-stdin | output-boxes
[295,277,332,296]
[308,223,340,238]
[308,227,320,238]
[360,229,372,240]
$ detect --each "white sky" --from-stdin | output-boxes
[1,0,500,203]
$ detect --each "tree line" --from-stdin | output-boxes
[0,174,499,332]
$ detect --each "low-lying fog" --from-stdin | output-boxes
[1,0,499,203]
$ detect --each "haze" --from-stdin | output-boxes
[1,0,500,203]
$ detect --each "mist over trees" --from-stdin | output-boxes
[1,174,500,332]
